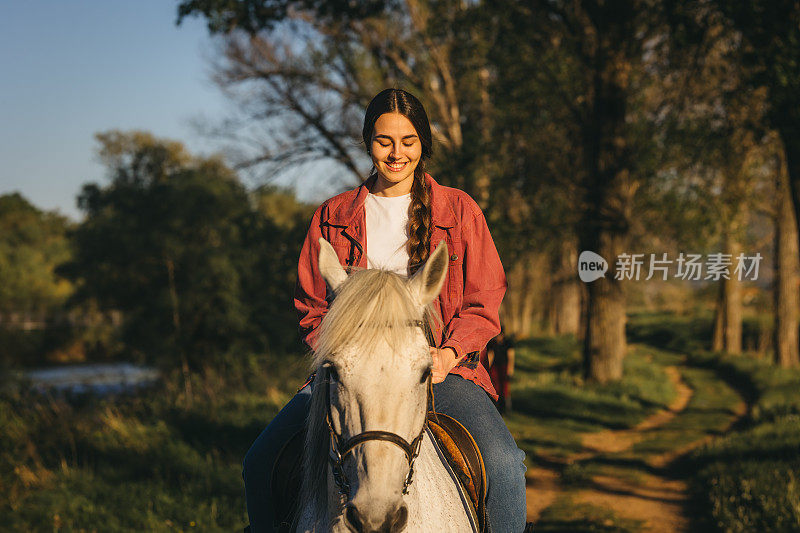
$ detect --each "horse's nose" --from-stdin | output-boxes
[387,503,408,531]
[344,502,408,532]
[345,503,364,532]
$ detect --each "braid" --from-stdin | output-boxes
[407,167,433,275]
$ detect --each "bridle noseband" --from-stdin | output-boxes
[323,321,433,498]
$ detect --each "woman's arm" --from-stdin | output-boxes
[440,208,507,367]
[293,205,329,351]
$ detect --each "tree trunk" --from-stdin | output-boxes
[503,259,522,336]
[503,252,546,338]
[581,225,628,383]
[520,276,537,338]
[780,127,800,254]
[578,282,589,343]
[576,34,636,383]
[166,256,192,404]
[712,231,743,353]
[474,66,492,209]
[775,153,800,368]
[712,281,725,351]
[553,239,581,335]
[725,238,743,353]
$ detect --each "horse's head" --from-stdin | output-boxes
[307,238,448,532]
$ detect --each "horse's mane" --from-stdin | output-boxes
[299,268,438,526]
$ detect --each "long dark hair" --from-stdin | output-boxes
[362,88,434,274]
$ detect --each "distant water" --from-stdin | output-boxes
[26,363,160,395]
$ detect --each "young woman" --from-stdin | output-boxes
[243,88,527,532]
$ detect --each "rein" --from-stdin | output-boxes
[322,320,434,498]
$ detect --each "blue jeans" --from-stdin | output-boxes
[243,374,527,532]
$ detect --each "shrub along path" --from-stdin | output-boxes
[510,343,747,532]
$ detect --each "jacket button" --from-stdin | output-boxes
[450,254,458,261]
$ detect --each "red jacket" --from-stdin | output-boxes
[294,173,506,400]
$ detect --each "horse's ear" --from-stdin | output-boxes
[409,240,448,306]
[318,237,347,291]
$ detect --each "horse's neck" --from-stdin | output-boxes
[301,433,474,533]
[404,433,475,532]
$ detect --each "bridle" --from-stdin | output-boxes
[322,320,434,498]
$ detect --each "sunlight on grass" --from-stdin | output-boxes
[507,336,677,465]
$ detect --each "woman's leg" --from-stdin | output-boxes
[243,384,311,532]
[433,374,527,533]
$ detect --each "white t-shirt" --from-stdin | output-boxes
[365,192,411,276]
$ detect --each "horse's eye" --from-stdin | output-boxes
[420,367,431,384]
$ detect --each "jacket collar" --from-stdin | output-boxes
[323,172,457,229]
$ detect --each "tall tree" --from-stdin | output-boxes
[177,0,553,338]
[774,142,800,367]
[65,132,256,380]
[709,2,800,246]
[665,5,777,354]
[179,0,490,200]
[180,0,780,381]
[489,0,680,382]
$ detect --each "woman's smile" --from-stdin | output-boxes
[385,160,408,172]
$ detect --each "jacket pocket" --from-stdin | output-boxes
[443,233,464,304]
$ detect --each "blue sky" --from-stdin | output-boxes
[0,1,267,221]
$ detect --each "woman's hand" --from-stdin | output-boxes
[429,347,459,383]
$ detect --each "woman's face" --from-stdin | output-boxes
[370,112,423,195]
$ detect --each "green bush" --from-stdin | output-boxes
[686,352,800,532]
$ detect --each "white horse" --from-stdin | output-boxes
[296,238,475,533]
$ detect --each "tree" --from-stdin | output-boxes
[63,131,299,383]
[707,2,800,241]
[180,0,783,381]
[488,0,689,382]
[178,0,555,336]
[670,1,799,364]
[179,0,490,200]
[670,34,771,355]
[0,193,73,319]
[774,142,800,367]
[0,194,74,368]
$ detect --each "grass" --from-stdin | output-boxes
[506,336,677,463]
[2,332,670,532]
[627,312,800,531]
[0,353,309,532]
[535,498,644,533]
[3,313,800,532]
[505,334,682,532]
[509,315,788,531]
[630,363,743,457]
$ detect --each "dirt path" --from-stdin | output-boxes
[580,367,692,455]
[525,363,747,531]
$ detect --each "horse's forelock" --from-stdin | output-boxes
[310,268,436,369]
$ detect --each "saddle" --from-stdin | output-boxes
[267,412,488,533]
[426,411,488,532]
